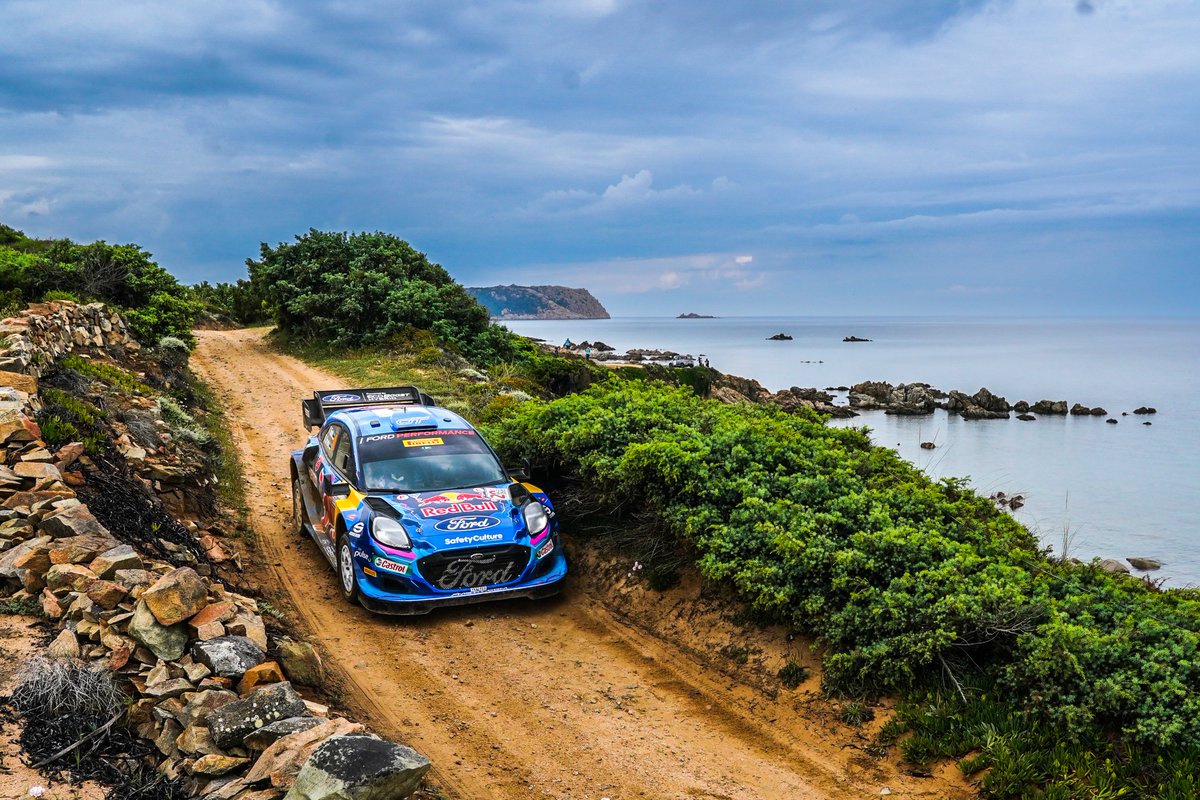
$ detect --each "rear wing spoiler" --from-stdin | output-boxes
[302,386,437,429]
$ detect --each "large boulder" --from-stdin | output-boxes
[848,381,893,409]
[37,505,110,539]
[278,640,325,688]
[246,717,362,788]
[193,635,265,678]
[0,535,52,578]
[1127,557,1164,571]
[89,544,143,578]
[286,735,432,800]
[207,682,309,750]
[142,566,208,625]
[960,404,1009,420]
[49,533,120,565]
[244,716,326,751]
[884,384,936,415]
[129,599,188,661]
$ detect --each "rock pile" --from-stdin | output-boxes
[710,374,858,418]
[0,303,431,799]
[0,300,138,377]
[849,382,940,415]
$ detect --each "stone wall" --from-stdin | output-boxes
[0,300,139,378]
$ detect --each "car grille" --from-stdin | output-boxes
[419,544,530,591]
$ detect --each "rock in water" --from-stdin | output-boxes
[1098,559,1131,574]
[193,635,266,678]
[919,442,936,450]
[1127,557,1164,571]
[1031,400,1068,415]
[286,735,432,800]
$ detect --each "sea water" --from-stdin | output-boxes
[504,317,1200,585]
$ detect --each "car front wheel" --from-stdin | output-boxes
[336,534,360,605]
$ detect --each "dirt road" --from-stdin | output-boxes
[192,328,970,800]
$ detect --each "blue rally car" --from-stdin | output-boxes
[290,386,567,614]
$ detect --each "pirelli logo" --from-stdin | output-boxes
[403,437,444,447]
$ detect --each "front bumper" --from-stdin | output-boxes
[353,538,568,616]
[357,573,567,615]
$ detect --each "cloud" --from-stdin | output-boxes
[510,251,767,294]
[525,169,701,216]
[0,1,1195,314]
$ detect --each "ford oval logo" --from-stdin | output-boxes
[322,393,362,402]
[434,516,501,533]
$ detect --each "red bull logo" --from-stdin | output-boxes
[420,490,486,505]
[421,501,498,518]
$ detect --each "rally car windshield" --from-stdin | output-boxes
[358,429,507,493]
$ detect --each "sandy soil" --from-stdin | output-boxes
[191,328,973,800]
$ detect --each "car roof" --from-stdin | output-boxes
[328,404,475,438]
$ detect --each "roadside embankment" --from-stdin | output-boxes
[0,302,433,800]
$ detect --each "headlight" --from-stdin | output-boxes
[371,516,412,550]
[522,502,549,535]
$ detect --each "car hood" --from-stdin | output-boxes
[375,484,522,547]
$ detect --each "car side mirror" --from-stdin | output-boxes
[323,475,352,497]
[507,467,530,483]
[509,482,531,505]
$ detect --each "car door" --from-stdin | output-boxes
[314,422,355,543]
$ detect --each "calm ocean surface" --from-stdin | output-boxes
[504,317,1200,585]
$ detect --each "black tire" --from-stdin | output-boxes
[336,534,360,605]
[291,476,307,539]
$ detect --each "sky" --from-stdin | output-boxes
[1,0,1198,316]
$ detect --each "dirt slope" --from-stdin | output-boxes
[192,328,971,800]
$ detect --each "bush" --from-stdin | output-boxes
[125,290,199,346]
[484,381,1200,764]
[248,229,512,363]
[777,661,810,689]
[158,396,211,445]
[0,226,200,345]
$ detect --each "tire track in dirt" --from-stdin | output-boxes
[192,328,971,800]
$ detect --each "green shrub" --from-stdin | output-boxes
[839,702,874,726]
[125,291,199,347]
[777,661,810,689]
[60,355,153,395]
[248,229,512,364]
[42,289,80,302]
[157,396,211,445]
[484,380,1200,774]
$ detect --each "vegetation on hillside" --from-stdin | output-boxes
[0,223,201,345]
[248,229,515,364]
